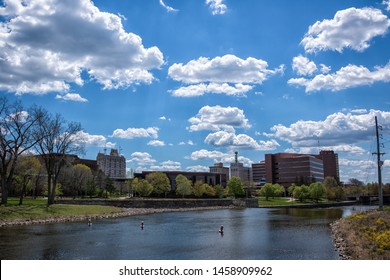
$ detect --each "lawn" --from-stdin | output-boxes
[0,197,124,222]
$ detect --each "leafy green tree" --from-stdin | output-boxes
[293,185,310,202]
[227,176,245,198]
[135,179,153,197]
[193,181,206,197]
[309,182,326,203]
[175,174,192,198]
[259,183,275,201]
[14,156,42,205]
[204,184,216,197]
[213,184,225,198]
[146,172,171,197]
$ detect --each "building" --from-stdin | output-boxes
[253,151,339,188]
[251,161,266,186]
[230,152,252,184]
[209,162,230,181]
[315,150,340,182]
[96,149,126,179]
[264,153,325,187]
[135,170,227,191]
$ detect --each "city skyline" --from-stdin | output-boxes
[1,0,389,184]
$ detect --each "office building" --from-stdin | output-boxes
[96,149,126,179]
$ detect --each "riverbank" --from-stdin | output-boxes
[331,208,390,260]
[0,204,232,227]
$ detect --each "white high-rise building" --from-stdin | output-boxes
[230,152,252,183]
[96,149,126,179]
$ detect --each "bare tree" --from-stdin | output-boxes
[0,97,44,204]
[34,111,84,205]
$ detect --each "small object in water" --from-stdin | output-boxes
[219,225,224,234]
[140,221,144,230]
[88,218,92,226]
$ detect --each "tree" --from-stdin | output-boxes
[309,182,326,203]
[213,184,225,198]
[293,185,310,202]
[33,111,84,205]
[323,176,338,189]
[14,156,42,205]
[349,178,364,187]
[259,183,275,201]
[0,98,44,204]
[61,164,92,198]
[193,181,206,197]
[146,172,171,197]
[175,174,192,198]
[135,178,153,197]
[204,183,216,197]
[227,176,245,198]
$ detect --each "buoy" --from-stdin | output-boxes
[88,218,92,226]
[140,221,144,230]
[219,225,224,234]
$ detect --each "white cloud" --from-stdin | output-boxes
[112,127,159,139]
[292,55,317,76]
[204,130,280,150]
[270,109,390,148]
[0,0,164,95]
[301,7,390,53]
[55,93,88,102]
[186,165,210,172]
[150,160,181,171]
[147,140,166,146]
[73,131,115,147]
[286,144,366,155]
[128,152,157,165]
[169,54,282,84]
[188,105,251,132]
[288,62,390,93]
[190,149,252,166]
[384,1,390,11]
[159,0,179,13]
[179,140,195,146]
[205,0,227,15]
[170,83,253,97]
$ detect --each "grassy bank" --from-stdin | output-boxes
[332,207,390,259]
[0,198,125,224]
[258,196,329,206]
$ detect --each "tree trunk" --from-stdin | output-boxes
[19,183,27,205]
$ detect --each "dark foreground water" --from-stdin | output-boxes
[0,206,372,260]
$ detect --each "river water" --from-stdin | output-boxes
[0,205,372,260]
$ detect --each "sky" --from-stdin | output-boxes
[0,0,389,184]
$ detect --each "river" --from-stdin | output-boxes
[0,205,373,260]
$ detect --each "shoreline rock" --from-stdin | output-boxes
[330,219,352,260]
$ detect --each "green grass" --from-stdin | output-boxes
[0,197,124,222]
[258,196,331,206]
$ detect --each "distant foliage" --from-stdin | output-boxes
[227,176,245,198]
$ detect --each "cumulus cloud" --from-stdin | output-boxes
[159,0,179,13]
[150,160,181,171]
[384,1,390,11]
[55,93,88,102]
[205,0,227,15]
[292,55,317,76]
[188,105,251,132]
[190,149,253,166]
[0,0,164,95]
[112,127,159,139]
[170,83,253,97]
[270,109,390,148]
[301,7,390,53]
[168,54,283,97]
[147,140,166,146]
[169,54,282,84]
[204,130,280,150]
[288,62,390,93]
[73,131,115,147]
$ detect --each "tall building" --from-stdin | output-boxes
[315,150,340,182]
[264,153,324,187]
[209,162,230,181]
[96,149,126,179]
[230,152,252,183]
[252,161,266,186]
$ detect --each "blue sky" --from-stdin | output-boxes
[1,0,389,183]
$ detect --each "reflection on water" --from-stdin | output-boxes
[0,206,374,260]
